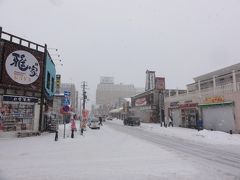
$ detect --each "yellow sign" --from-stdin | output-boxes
[204,96,224,104]
[56,74,61,89]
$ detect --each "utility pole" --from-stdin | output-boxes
[82,81,87,110]
[80,81,87,135]
[39,44,47,132]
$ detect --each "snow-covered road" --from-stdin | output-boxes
[0,120,240,180]
[107,120,240,179]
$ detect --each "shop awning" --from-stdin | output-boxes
[198,101,234,107]
[109,107,123,113]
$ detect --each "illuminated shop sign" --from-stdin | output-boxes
[5,50,40,85]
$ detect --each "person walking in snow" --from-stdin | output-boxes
[71,114,77,138]
[168,115,173,127]
[99,116,103,126]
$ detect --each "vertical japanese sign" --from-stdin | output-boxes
[81,109,89,129]
[5,50,40,85]
[56,74,61,94]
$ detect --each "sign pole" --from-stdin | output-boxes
[63,115,66,138]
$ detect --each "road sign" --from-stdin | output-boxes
[64,91,71,96]
[63,91,71,106]
[63,105,70,112]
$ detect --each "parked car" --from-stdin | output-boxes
[106,116,113,121]
[123,116,141,126]
[88,117,100,129]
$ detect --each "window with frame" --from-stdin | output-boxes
[47,72,50,89]
[51,77,55,93]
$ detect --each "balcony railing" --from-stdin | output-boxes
[166,82,237,102]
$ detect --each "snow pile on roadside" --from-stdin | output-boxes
[111,119,240,145]
[195,129,240,145]
[0,131,16,139]
[141,123,240,145]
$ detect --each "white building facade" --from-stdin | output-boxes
[165,63,240,133]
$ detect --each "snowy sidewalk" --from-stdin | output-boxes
[0,121,228,180]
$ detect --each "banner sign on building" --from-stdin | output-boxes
[3,95,38,103]
[5,50,40,85]
[155,77,165,90]
[135,97,147,106]
[179,103,198,109]
[204,96,224,104]
[1,40,44,92]
[82,109,89,119]
[81,109,89,129]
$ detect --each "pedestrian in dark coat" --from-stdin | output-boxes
[55,130,58,141]
[99,117,103,126]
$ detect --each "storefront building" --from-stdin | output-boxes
[168,102,199,128]
[0,27,56,133]
[131,70,166,123]
[199,96,235,133]
[165,63,240,133]
[131,89,160,123]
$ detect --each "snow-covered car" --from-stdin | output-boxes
[106,116,113,121]
[88,118,100,129]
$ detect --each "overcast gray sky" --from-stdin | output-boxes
[1,0,240,105]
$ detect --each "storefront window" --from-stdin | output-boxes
[1,103,34,131]
[51,77,55,93]
[47,72,50,90]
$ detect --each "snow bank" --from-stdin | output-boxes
[111,119,240,146]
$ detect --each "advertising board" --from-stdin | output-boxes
[1,40,44,91]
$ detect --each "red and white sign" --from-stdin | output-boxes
[135,97,147,106]
[82,109,89,119]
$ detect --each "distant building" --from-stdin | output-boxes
[95,77,138,116]
[96,77,137,106]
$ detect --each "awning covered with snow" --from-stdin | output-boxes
[109,107,123,113]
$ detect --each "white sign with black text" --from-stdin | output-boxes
[5,50,40,85]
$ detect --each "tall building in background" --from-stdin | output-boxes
[96,76,137,107]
